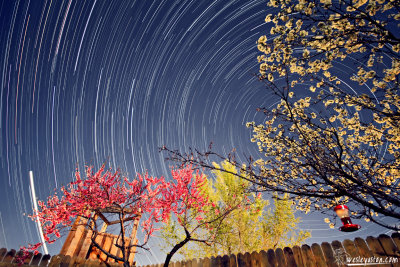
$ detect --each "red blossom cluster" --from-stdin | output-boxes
[161,167,209,224]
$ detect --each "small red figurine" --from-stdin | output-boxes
[334,205,361,232]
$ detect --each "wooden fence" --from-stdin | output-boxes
[143,233,400,267]
[0,249,122,266]
[1,233,400,266]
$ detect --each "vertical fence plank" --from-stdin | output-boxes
[60,254,71,267]
[391,233,400,250]
[78,228,93,259]
[60,217,81,255]
[206,256,213,267]
[39,254,51,266]
[378,234,398,267]
[244,252,251,267]
[108,236,119,263]
[217,255,224,266]
[23,251,34,265]
[331,240,346,267]
[191,258,199,267]
[30,252,42,265]
[301,244,317,267]
[67,218,88,257]
[89,233,105,260]
[204,257,211,267]
[11,250,21,264]
[378,234,399,257]
[74,227,89,258]
[101,234,113,262]
[367,236,388,257]
[343,239,359,258]
[0,248,7,262]
[267,249,278,267]
[259,250,270,267]
[210,256,217,267]
[311,244,327,267]
[331,240,345,254]
[292,246,304,267]
[3,249,16,263]
[354,237,374,258]
[237,253,245,267]
[321,242,338,267]
[250,251,261,267]
[275,248,286,267]
[353,238,380,267]
[221,255,229,267]
[367,236,394,267]
[229,254,237,267]
[48,254,63,267]
[283,247,297,267]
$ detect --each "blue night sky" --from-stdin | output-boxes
[0,0,394,265]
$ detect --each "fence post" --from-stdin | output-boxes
[250,251,261,267]
[354,237,374,259]
[283,247,297,267]
[343,239,359,259]
[311,244,327,267]
[216,255,223,266]
[192,258,198,267]
[378,234,398,258]
[259,250,269,267]
[367,236,387,258]
[48,254,63,267]
[275,248,286,267]
[0,248,7,262]
[202,257,210,267]
[301,244,317,267]
[392,233,400,250]
[292,246,304,267]
[320,242,337,267]
[39,254,51,266]
[3,249,15,263]
[267,249,277,267]
[30,252,42,265]
[229,254,237,267]
[237,253,245,267]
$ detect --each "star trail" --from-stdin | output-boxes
[0,0,393,265]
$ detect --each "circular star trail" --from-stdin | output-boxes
[0,0,392,264]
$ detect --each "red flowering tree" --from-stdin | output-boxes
[19,164,169,266]
[19,164,227,266]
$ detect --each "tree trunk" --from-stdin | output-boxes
[164,233,191,267]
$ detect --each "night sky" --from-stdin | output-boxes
[0,0,394,265]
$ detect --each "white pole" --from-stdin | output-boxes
[29,171,49,255]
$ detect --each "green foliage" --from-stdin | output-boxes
[159,161,310,260]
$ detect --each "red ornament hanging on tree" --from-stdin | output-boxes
[334,205,361,232]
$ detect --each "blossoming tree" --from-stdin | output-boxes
[162,0,400,230]
[19,164,217,266]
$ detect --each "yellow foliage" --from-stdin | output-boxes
[251,0,400,227]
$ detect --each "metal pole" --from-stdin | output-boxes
[29,171,49,254]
